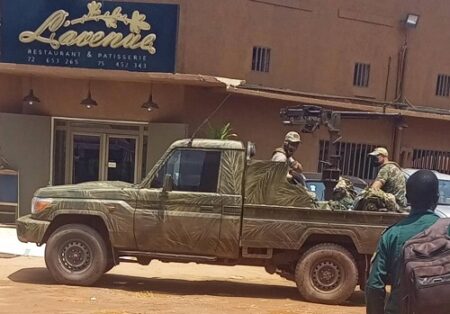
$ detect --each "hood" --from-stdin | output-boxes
[35,181,135,199]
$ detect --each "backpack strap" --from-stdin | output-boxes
[429,218,450,236]
[407,217,450,243]
[273,147,286,156]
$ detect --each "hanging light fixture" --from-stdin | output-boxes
[23,77,41,106]
[141,84,159,112]
[80,81,98,109]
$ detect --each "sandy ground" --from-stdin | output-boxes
[0,254,366,314]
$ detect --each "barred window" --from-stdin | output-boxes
[252,46,271,73]
[353,63,370,87]
[436,74,450,97]
[318,140,379,180]
[412,149,450,174]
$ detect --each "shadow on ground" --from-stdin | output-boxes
[8,267,365,306]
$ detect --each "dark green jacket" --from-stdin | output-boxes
[366,211,440,314]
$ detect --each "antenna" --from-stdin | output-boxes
[189,94,232,146]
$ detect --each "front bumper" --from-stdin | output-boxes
[16,214,50,244]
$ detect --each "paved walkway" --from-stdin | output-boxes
[0,225,44,257]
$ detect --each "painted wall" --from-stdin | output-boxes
[182,87,395,172]
[0,74,23,113]
[0,113,51,217]
[3,0,450,109]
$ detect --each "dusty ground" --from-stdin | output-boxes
[0,254,365,314]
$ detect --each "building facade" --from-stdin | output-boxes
[0,0,449,223]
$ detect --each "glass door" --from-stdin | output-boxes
[72,134,101,184]
[106,136,137,183]
[69,132,139,184]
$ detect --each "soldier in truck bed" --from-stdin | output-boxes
[272,131,305,185]
[369,147,407,211]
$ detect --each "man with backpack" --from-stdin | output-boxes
[366,169,447,314]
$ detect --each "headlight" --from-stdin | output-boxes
[31,197,53,214]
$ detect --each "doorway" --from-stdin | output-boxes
[71,134,137,184]
[53,119,147,185]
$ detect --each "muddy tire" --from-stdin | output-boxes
[45,224,107,286]
[295,243,358,305]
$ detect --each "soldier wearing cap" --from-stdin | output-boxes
[369,147,407,210]
[272,131,304,183]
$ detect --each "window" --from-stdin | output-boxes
[353,63,370,87]
[413,149,450,174]
[318,140,378,180]
[436,74,450,97]
[252,46,271,72]
[151,150,221,193]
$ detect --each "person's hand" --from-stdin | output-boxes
[292,161,303,172]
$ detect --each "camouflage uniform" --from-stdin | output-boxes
[328,177,357,211]
[375,162,407,210]
[272,147,298,169]
[353,188,399,212]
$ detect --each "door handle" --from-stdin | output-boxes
[200,205,214,213]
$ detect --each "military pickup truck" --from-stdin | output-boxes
[17,139,403,305]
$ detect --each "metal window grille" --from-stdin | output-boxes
[252,46,271,72]
[412,149,450,174]
[353,63,370,87]
[435,74,450,97]
[318,140,378,180]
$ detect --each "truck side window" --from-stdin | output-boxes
[151,149,221,193]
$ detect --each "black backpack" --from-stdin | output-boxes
[400,218,450,314]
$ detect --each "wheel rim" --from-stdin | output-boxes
[59,240,92,272]
[311,260,343,292]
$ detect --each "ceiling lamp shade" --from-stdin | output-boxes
[23,89,41,106]
[81,81,98,109]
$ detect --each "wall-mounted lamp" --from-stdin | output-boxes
[80,81,98,109]
[141,85,159,112]
[23,77,41,106]
[405,13,420,28]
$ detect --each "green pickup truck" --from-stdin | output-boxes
[17,139,403,305]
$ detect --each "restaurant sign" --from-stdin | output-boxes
[0,0,179,72]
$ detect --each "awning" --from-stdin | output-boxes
[0,62,245,88]
[2,62,450,122]
[228,86,450,122]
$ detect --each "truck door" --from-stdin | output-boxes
[135,148,222,256]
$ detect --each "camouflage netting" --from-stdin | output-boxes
[353,188,406,213]
[328,177,358,211]
[244,160,318,208]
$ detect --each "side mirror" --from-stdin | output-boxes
[162,174,173,193]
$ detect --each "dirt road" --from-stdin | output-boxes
[0,255,365,314]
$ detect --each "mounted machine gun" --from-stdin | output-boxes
[280,105,403,201]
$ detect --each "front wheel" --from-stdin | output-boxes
[295,243,358,305]
[45,224,108,286]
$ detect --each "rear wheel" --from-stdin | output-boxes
[295,243,358,305]
[45,224,107,286]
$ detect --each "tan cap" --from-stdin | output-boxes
[369,147,389,157]
[285,131,302,143]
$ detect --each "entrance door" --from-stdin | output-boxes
[70,134,138,184]
[106,136,137,183]
[72,134,101,184]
